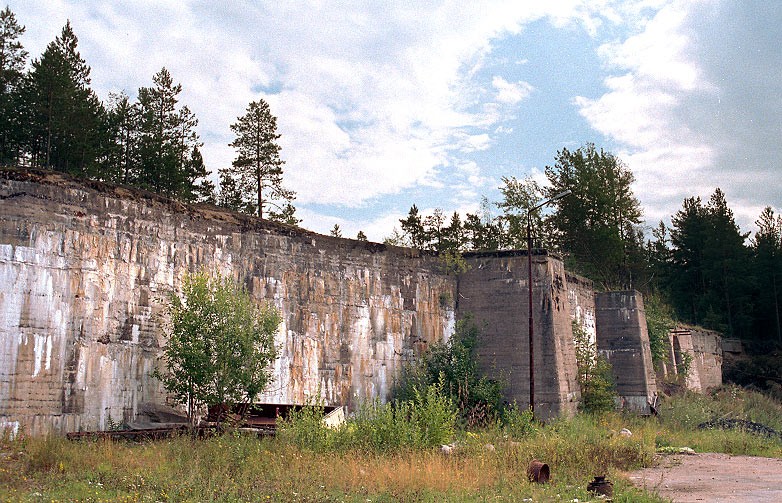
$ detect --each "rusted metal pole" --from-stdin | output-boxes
[526,188,571,418]
[528,213,534,415]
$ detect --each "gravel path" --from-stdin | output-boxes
[627,453,782,502]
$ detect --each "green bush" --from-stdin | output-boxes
[275,397,332,451]
[393,314,504,427]
[500,401,535,438]
[573,320,617,414]
[644,293,676,366]
[278,379,456,452]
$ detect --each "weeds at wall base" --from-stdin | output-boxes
[2,387,781,503]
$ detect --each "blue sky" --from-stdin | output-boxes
[13,1,782,241]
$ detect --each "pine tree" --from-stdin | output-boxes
[136,68,204,200]
[702,189,752,337]
[184,146,215,204]
[752,207,782,345]
[221,99,295,220]
[0,6,27,163]
[669,189,752,338]
[330,224,342,238]
[400,204,426,249]
[22,21,104,174]
[100,91,139,184]
[356,231,368,241]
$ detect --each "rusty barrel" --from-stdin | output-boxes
[527,460,550,483]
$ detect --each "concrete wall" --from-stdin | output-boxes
[0,169,456,435]
[457,250,580,420]
[566,271,596,344]
[0,169,687,434]
[594,291,657,413]
[667,325,723,392]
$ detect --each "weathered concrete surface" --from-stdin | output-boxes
[457,250,580,420]
[565,271,595,344]
[666,325,723,392]
[0,169,456,435]
[595,291,657,413]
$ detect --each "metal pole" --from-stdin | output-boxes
[528,213,534,415]
[526,188,570,418]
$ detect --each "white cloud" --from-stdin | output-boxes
[574,0,782,232]
[13,0,630,211]
[492,76,534,104]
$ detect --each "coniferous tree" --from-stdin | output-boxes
[701,189,752,337]
[22,21,104,174]
[441,212,466,252]
[329,224,342,238]
[184,146,216,204]
[669,196,710,320]
[136,68,202,199]
[100,91,139,184]
[752,207,782,345]
[356,230,368,241]
[0,6,27,163]
[400,205,427,249]
[669,189,753,338]
[221,99,295,221]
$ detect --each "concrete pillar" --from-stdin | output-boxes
[456,250,580,420]
[594,291,657,413]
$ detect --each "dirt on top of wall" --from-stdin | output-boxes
[0,166,432,258]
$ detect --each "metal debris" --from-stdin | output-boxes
[527,460,550,483]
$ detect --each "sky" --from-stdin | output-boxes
[12,1,782,241]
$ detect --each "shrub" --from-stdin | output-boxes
[153,270,281,424]
[573,320,616,414]
[279,379,456,452]
[393,314,504,427]
[500,401,535,438]
[644,293,676,366]
[276,397,332,451]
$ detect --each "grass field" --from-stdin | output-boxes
[2,386,781,503]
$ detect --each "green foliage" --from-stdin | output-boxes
[278,379,456,452]
[439,249,469,276]
[668,189,752,338]
[676,351,694,380]
[136,68,204,200]
[220,99,297,222]
[572,320,616,414]
[752,207,782,345]
[495,175,546,249]
[276,396,332,451]
[153,270,280,424]
[644,293,675,365]
[329,223,342,238]
[21,21,104,174]
[499,402,535,437]
[545,143,643,290]
[393,315,504,427]
[0,6,27,164]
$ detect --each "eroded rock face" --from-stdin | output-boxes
[0,169,455,435]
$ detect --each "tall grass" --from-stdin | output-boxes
[2,386,781,503]
[278,379,457,452]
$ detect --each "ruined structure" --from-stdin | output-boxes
[595,291,657,413]
[459,251,581,419]
[0,168,719,435]
[664,325,723,393]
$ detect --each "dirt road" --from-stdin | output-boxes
[627,453,782,502]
